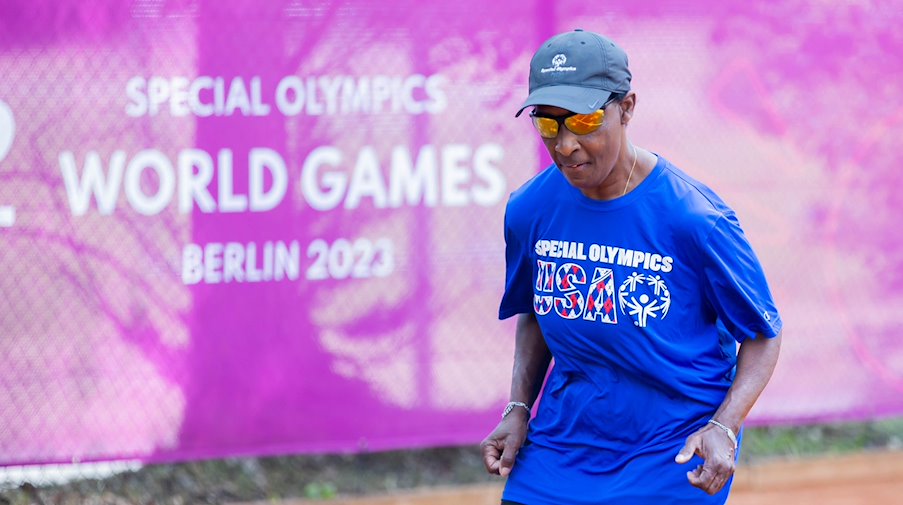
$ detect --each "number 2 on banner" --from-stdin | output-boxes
[306,238,394,280]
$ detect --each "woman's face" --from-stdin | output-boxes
[535,96,631,200]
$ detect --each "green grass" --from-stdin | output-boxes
[740,418,903,463]
[2,418,902,504]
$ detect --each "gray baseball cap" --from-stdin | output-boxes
[515,29,632,117]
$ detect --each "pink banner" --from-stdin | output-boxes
[0,0,900,466]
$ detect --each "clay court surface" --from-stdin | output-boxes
[235,451,903,505]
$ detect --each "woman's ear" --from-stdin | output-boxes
[620,91,637,126]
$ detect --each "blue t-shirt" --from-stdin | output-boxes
[499,155,782,505]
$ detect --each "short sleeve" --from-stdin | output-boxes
[701,213,783,342]
[498,205,534,320]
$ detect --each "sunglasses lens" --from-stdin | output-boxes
[564,110,605,135]
[532,117,559,138]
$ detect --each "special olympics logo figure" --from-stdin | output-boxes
[618,272,671,328]
[541,53,577,74]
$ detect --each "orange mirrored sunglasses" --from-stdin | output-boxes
[528,95,622,138]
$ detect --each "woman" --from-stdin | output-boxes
[481,29,782,505]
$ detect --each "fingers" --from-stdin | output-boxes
[480,438,503,474]
[677,429,735,495]
[498,437,521,477]
[687,459,734,495]
[480,433,523,476]
[482,418,528,476]
[687,463,716,493]
[674,436,700,464]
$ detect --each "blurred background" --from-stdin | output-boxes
[0,0,901,503]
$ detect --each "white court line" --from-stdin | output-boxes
[0,460,142,489]
[0,206,14,227]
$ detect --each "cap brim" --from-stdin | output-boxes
[514,85,615,117]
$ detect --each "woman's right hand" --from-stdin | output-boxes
[480,409,530,476]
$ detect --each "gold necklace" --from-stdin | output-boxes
[622,144,638,196]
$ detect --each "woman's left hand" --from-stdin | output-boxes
[675,423,737,495]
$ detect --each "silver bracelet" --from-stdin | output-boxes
[502,401,531,419]
[707,419,738,449]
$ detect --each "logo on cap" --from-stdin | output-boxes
[541,53,577,74]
